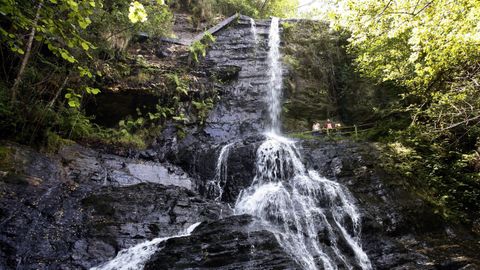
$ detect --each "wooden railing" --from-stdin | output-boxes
[286,122,376,138]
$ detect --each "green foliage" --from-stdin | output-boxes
[172,0,298,22]
[128,1,148,23]
[92,0,172,51]
[339,0,480,89]
[0,0,97,64]
[147,104,173,122]
[320,0,480,224]
[0,0,175,150]
[192,98,214,124]
[189,32,216,64]
[281,20,397,132]
[335,0,480,135]
[380,132,480,222]
[166,73,189,95]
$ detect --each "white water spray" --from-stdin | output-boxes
[90,222,201,270]
[233,18,372,270]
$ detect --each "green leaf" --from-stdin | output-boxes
[60,50,76,63]
[81,42,89,50]
[86,86,100,95]
[68,100,78,108]
[78,19,89,29]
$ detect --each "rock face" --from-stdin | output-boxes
[299,139,480,269]
[145,215,301,270]
[0,142,230,269]
[156,16,276,200]
[194,15,272,143]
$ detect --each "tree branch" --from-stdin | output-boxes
[439,115,480,131]
[11,0,44,103]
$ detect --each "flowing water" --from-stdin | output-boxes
[266,17,283,133]
[233,17,372,270]
[250,18,258,45]
[92,16,371,270]
[207,142,234,201]
[90,222,201,270]
[234,133,372,270]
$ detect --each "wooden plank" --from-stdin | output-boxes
[160,37,190,46]
[190,14,239,44]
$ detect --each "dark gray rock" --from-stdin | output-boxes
[299,139,480,269]
[145,215,301,270]
[0,142,230,270]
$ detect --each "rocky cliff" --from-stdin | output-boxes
[0,15,479,270]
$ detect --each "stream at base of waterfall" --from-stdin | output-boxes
[90,17,372,270]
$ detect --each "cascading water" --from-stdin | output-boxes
[91,16,371,270]
[235,134,372,270]
[250,18,258,45]
[207,142,233,201]
[233,17,372,270]
[90,222,201,270]
[266,17,283,133]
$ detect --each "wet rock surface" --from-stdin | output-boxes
[145,215,301,270]
[299,139,480,269]
[0,142,229,269]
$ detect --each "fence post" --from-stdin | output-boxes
[354,125,358,138]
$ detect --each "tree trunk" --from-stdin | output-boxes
[11,0,44,103]
[259,0,270,17]
[47,74,69,109]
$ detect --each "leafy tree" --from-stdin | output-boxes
[0,0,173,147]
[1,0,99,102]
[327,0,480,223]
[336,0,480,132]
[171,0,299,22]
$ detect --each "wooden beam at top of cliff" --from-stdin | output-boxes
[190,14,239,44]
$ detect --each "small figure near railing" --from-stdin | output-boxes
[312,121,321,136]
[325,119,334,131]
[305,120,373,138]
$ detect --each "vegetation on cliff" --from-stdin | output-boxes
[0,0,295,150]
[283,0,480,224]
[339,0,480,226]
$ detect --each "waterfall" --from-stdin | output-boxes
[90,222,201,270]
[267,17,283,133]
[234,134,372,270]
[207,142,233,201]
[90,16,371,270]
[233,18,372,270]
[250,18,258,45]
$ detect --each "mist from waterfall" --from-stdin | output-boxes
[233,17,373,270]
